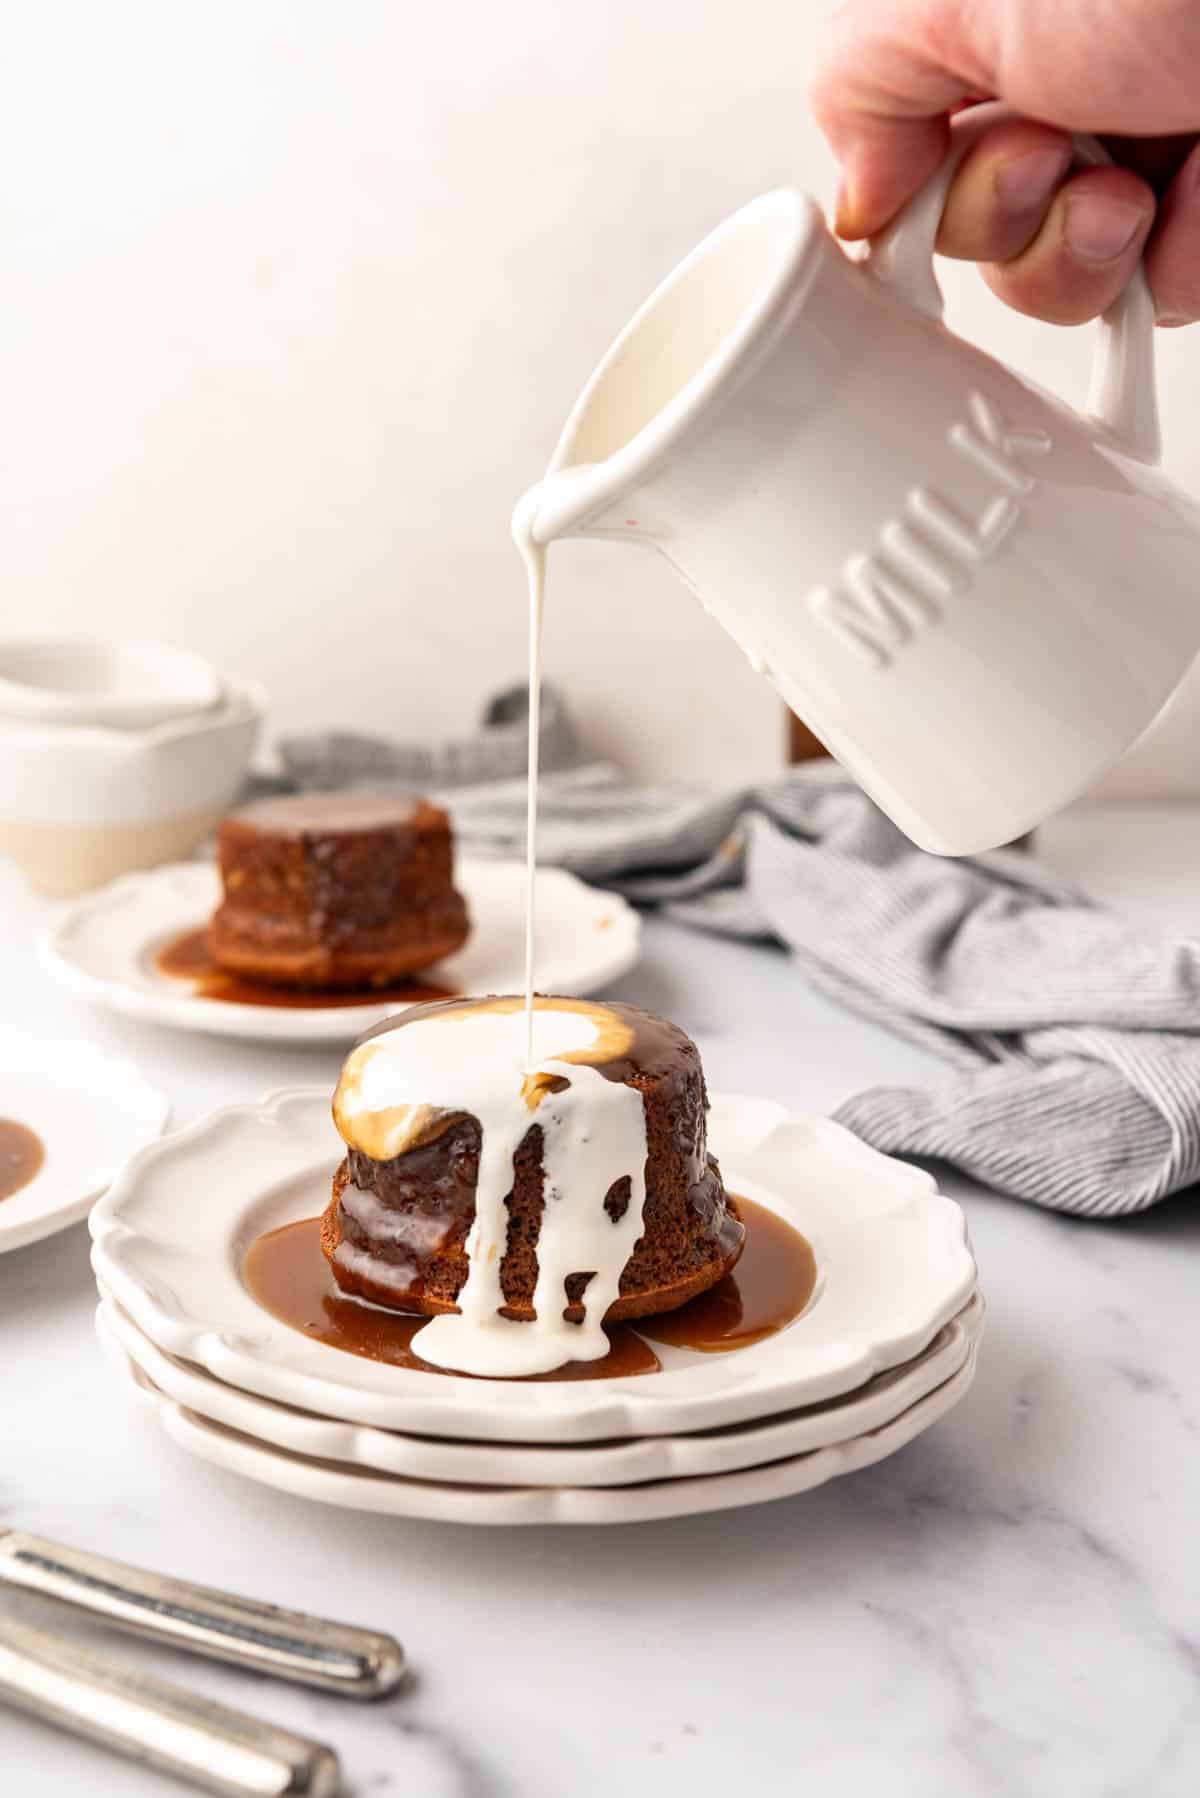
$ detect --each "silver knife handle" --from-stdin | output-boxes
[0,1616,339,1798]
[0,1533,404,1699]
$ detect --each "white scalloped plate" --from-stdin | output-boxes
[90,1088,977,1443]
[99,1315,977,1526]
[41,859,640,1044]
[0,1034,169,1254]
[99,1288,982,1488]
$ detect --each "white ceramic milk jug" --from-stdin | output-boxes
[523,107,1200,854]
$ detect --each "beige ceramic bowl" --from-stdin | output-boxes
[0,678,265,895]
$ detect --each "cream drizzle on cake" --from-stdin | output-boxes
[332,997,649,1377]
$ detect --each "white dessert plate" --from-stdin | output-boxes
[98,1316,977,1525]
[0,1035,169,1254]
[98,1287,983,1489]
[89,1088,977,1443]
[40,859,641,1043]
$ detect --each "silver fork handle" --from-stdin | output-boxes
[0,1616,339,1798]
[0,1532,403,1698]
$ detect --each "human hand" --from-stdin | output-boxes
[810,0,1200,325]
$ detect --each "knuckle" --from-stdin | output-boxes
[982,263,1110,326]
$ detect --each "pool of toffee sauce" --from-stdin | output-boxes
[0,1119,44,1200]
[155,927,457,1011]
[243,1194,818,1381]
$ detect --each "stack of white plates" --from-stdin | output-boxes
[89,1090,982,1526]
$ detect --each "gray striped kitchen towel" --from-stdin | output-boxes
[278,698,1200,1218]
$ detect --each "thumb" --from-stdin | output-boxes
[810,1,986,237]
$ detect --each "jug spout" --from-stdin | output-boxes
[513,465,653,549]
[521,188,825,552]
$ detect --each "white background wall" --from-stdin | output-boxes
[2,0,1199,790]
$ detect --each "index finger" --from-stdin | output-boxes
[809,1,980,236]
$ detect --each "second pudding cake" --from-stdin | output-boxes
[210,790,469,989]
[325,995,744,1329]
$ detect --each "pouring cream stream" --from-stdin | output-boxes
[511,486,546,1074]
[330,483,649,1379]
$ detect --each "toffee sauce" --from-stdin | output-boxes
[243,1194,817,1382]
[156,928,457,1012]
[0,1120,44,1200]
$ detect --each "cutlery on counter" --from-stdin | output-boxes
[0,1529,406,1796]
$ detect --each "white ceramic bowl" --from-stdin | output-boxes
[0,677,265,895]
[0,638,221,731]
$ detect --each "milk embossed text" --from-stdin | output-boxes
[808,393,1052,670]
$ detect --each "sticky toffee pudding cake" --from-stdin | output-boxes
[324,995,745,1377]
[209,791,469,989]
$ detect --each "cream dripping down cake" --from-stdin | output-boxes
[325,995,745,1377]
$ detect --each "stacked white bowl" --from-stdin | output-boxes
[0,638,264,895]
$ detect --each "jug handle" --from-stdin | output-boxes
[862,100,1161,465]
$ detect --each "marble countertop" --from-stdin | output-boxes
[3,804,1200,1797]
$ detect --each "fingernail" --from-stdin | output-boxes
[833,179,862,238]
[995,147,1070,212]
[1064,194,1149,263]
